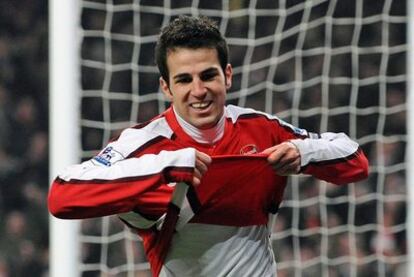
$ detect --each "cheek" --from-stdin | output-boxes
[216,88,227,103]
[173,93,190,111]
[174,85,191,98]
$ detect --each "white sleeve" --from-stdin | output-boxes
[58,148,196,182]
[289,132,360,167]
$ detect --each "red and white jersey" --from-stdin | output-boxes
[48,105,369,277]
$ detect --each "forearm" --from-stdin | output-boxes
[48,148,195,219]
[290,132,369,184]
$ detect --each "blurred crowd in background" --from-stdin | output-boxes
[0,0,409,276]
[0,1,49,276]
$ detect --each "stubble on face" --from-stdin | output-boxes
[161,47,232,129]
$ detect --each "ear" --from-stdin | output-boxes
[224,64,233,90]
[160,77,173,101]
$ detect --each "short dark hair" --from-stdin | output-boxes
[155,15,229,84]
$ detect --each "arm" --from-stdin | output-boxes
[48,148,211,219]
[290,132,368,184]
[263,132,368,185]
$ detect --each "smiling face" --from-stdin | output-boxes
[160,47,232,130]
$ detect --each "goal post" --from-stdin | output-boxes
[49,0,81,276]
[407,0,414,276]
[49,1,409,276]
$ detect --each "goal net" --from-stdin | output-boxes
[76,0,407,276]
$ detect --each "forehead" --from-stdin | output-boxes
[166,47,221,74]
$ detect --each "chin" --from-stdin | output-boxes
[194,118,218,129]
[197,124,215,130]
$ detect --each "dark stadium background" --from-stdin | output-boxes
[0,1,49,275]
[0,0,408,276]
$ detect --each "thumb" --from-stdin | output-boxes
[261,145,278,155]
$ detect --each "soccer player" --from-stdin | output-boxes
[48,16,369,277]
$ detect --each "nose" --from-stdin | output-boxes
[191,78,207,98]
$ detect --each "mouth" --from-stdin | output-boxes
[190,101,212,110]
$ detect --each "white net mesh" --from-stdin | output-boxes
[78,0,407,276]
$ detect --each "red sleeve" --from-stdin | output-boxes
[48,149,195,219]
[265,115,369,185]
[301,148,369,185]
[48,168,192,219]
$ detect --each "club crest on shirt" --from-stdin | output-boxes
[93,146,123,166]
[240,144,258,155]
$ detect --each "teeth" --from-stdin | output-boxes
[191,102,210,109]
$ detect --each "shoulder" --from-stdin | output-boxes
[104,114,174,159]
[130,115,174,139]
[225,104,282,123]
[225,105,308,136]
[225,105,268,122]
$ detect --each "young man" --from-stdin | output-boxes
[48,16,368,277]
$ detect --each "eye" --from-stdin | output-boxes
[175,76,192,84]
[200,71,218,81]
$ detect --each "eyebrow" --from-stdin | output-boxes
[173,73,191,81]
[172,67,220,81]
[201,67,220,76]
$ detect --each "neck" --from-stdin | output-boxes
[173,107,225,145]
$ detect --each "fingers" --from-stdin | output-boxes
[273,159,301,176]
[192,151,212,186]
[192,167,202,186]
[196,151,212,175]
[197,150,212,164]
[261,145,278,155]
[262,142,301,176]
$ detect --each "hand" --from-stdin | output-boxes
[261,142,301,176]
[192,150,212,186]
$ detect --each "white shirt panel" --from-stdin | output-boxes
[160,224,276,277]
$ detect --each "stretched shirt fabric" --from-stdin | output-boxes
[48,105,369,277]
